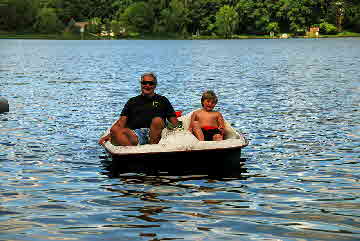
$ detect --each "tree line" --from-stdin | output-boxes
[0,0,359,37]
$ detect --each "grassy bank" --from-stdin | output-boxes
[0,31,101,40]
[1,31,359,40]
[317,31,360,38]
[193,31,360,40]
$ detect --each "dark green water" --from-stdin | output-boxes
[0,39,359,240]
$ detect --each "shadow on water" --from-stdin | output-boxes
[99,153,248,180]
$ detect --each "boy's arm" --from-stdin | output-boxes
[217,112,225,135]
[188,111,198,131]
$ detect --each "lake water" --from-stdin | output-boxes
[0,39,359,241]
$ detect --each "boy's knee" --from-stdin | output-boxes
[213,134,223,141]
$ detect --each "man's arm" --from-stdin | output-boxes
[168,116,179,127]
[163,96,179,127]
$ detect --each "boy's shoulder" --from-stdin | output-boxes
[208,109,221,114]
[197,109,221,115]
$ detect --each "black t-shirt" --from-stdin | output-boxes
[120,94,176,129]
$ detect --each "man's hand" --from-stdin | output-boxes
[168,116,179,127]
[98,134,110,145]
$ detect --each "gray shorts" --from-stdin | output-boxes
[133,128,150,145]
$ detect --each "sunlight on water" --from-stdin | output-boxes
[0,39,359,240]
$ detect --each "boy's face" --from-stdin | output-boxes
[202,99,216,111]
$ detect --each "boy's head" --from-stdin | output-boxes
[201,90,218,109]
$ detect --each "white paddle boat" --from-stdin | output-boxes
[100,110,248,162]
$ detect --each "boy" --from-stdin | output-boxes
[189,90,225,141]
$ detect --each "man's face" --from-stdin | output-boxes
[141,75,156,96]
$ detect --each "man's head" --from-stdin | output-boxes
[140,72,157,96]
[201,90,218,111]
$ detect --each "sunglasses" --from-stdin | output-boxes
[141,81,156,86]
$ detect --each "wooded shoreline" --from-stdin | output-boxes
[1,31,359,40]
[1,1,359,40]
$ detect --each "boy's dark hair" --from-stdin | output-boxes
[201,90,218,106]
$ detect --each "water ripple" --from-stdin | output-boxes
[0,39,359,240]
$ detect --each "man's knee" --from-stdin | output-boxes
[151,117,164,129]
[113,127,138,146]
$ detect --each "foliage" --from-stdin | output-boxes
[215,5,238,37]
[266,22,280,34]
[120,1,155,33]
[345,2,360,32]
[111,20,123,36]
[87,17,102,34]
[0,0,360,37]
[159,0,189,35]
[319,21,338,34]
[0,0,38,31]
[33,7,63,33]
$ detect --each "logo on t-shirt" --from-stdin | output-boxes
[152,100,160,108]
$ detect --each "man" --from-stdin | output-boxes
[99,72,178,146]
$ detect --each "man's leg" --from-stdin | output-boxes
[111,126,138,146]
[149,117,165,144]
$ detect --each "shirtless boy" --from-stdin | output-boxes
[189,90,225,141]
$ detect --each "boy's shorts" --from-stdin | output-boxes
[133,128,150,145]
[201,127,221,141]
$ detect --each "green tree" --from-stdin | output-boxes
[187,0,222,35]
[346,2,360,32]
[236,0,258,33]
[215,5,238,37]
[34,7,63,33]
[159,0,189,35]
[319,21,338,34]
[0,0,38,31]
[286,0,318,34]
[111,19,123,36]
[236,0,270,34]
[120,1,155,33]
[266,22,280,34]
[87,17,102,34]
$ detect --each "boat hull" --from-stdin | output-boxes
[102,148,247,177]
[108,146,242,164]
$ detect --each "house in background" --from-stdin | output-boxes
[307,27,319,38]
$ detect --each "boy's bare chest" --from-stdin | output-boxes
[198,111,217,121]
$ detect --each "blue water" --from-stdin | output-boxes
[0,39,359,240]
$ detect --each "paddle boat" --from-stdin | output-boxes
[100,110,248,162]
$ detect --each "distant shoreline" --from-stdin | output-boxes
[1,31,359,40]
